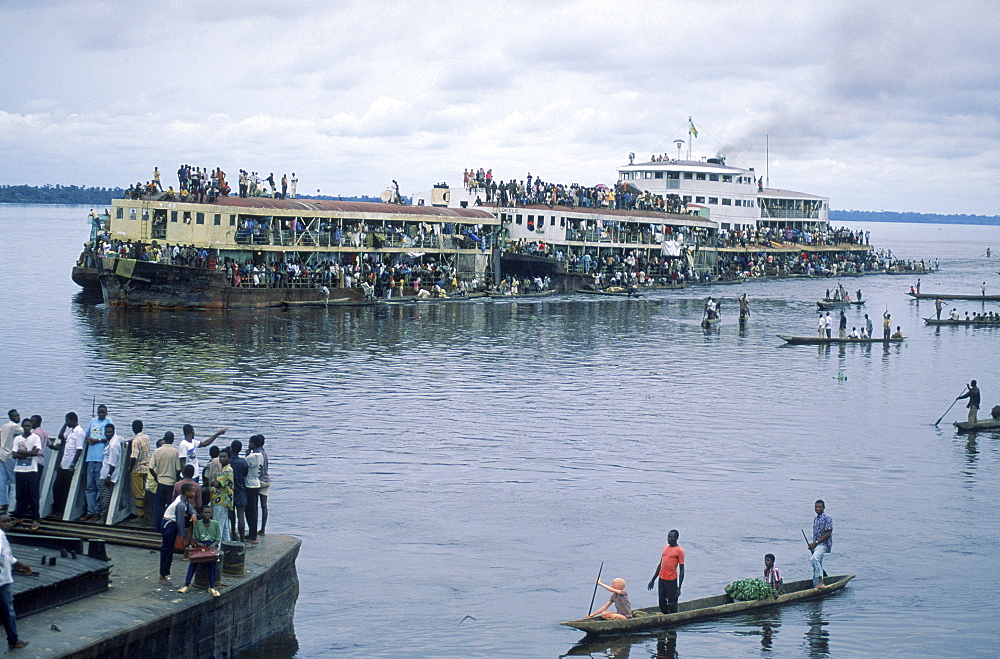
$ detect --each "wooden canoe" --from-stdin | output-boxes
[816,299,865,310]
[778,335,903,345]
[487,290,557,299]
[954,418,1000,433]
[701,316,721,328]
[576,289,642,297]
[923,317,1000,326]
[562,575,854,637]
[907,292,1000,302]
[280,298,375,308]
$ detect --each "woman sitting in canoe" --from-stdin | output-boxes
[588,578,632,620]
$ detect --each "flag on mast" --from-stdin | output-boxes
[689,117,698,138]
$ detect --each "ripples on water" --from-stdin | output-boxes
[1,206,999,657]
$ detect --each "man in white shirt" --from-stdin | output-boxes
[98,424,124,520]
[54,413,85,518]
[0,514,31,649]
[0,411,21,515]
[177,425,226,483]
[12,420,42,530]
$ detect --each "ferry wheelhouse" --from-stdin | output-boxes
[96,196,498,308]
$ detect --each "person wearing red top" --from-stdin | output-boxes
[647,529,685,613]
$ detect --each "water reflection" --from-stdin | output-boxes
[562,630,677,659]
[802,600,830,658]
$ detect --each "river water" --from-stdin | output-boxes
[1,204,998,657]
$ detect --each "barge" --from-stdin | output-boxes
[95,196,499,309]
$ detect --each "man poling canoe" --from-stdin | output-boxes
[806,500,832,588]
[739,293,750,321]
[957,380,981,424]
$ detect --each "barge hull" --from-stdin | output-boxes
[98,258,361,309]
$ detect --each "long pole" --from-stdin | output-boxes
[588,561,604,615]
[934,386,968,426]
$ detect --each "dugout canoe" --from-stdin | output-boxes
[907,292,1000,302]
[778,335,903,345]
[561,574,854,637]
[701,315,721,328]
[923,317,1000,326]
[954,418,1000,433]
[576,289,642,297]
[281,298,378,308]
[816,299,865,310]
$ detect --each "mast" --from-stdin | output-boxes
[766,134,769,188]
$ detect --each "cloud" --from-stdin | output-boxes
[0,0,998,213]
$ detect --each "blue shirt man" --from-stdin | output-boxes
[808,499,833,588]
[82,406,112,519]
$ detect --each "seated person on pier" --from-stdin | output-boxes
[588,578,632,620]
[848,327,861,339]
[891,326,904,339]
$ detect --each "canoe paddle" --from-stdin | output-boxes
[801,529,828,578]
[588,561,604,615]
[934,385,969,426]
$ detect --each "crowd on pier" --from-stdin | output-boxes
[122,166,299,203]
[0,406,273,597]
[463,167,688,214]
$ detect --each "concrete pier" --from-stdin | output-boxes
[13,534,300,657]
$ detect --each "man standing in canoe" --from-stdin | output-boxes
[808,500,833,588]
[957,380,980,423]
[838,310,847,339]
[648,529,685,614]
[738,293,750,321]
[935,298,944,320]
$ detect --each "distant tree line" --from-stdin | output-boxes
[0,184,406,206]
[832,209,1000,226]
[0,184,126,205]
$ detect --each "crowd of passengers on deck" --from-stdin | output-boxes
[122,165,299,203]
[718,248,904,280]
[234,217,493,251]
[718,226,870,249]
[463,167,689,214]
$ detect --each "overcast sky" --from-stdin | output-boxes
[2,0,998,214]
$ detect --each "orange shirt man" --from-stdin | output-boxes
[647,529,685,613]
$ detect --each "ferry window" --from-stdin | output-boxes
[538,216,545,227]
[696,196,705,203]
[682,195,692,203]
[709,197,718,204]
[709,174,719,182]
[683,172,693,179]
[214,214,221,225]
[722,198,732,206]
[417,199,424,205]
[667,172,680,179]
[229,214,236,226]
[644,172,652,179]
[170,211,177,222]
[734,200,741,207]
[516,214,522,225]
[722,175,732,182]
[116,207,124,219]
[655,172,663,179]
[560,217,565,227]
[142,209,149,220]
[196,212,205,225]
[696,173,706,181]
[129,208,136,220]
